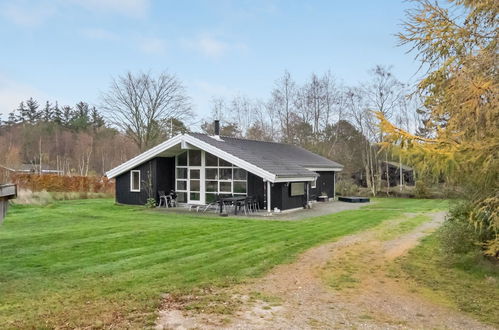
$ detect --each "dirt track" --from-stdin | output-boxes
[156,212,494,329]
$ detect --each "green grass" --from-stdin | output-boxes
[0,198,448,328]
[400,233,499,326]
[377,214,431,241]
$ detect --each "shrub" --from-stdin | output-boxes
[414,180,430,198]
[336,178,359,196]
[145,198,156,208]
[439,217,480,256]
[10,174,114,194]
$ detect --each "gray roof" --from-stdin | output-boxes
[191,133,343,178]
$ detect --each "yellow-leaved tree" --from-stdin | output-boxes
[376,0,498,257]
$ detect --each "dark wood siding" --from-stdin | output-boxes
[115,157,174,205]
[247,172,264,209]
[309,171,335,200]
[271,182,308,211]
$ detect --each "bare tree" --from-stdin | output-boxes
[101,71,192,152]
[271,71,296,143]
[362,65,405,194]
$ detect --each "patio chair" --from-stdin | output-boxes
[251,196,260,212]
[158,191,168,208]
[202,195,221,213]
[236,197,251,215]
[168,190,178,207]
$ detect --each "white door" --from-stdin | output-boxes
[188,168,205,204]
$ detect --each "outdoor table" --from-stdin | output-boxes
[219,196,246,215]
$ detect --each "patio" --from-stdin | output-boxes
[154,199,369,221]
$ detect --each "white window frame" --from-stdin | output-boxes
[130,170,141,192]
[311,178,317,189]
[176,150,248,204]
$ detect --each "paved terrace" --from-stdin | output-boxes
[154,200,369,221]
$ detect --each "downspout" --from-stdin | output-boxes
[267,181,271,213]
[333,172,336,200]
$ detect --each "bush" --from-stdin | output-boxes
[439,217,480,256]
[414,180,431,198]
[10,174,114,194]
[145,198,156,208]
[336,178,359,196]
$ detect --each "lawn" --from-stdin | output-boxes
[399,233,499,326]
[0,198,447,328]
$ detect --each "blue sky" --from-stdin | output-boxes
[0,0,420,120]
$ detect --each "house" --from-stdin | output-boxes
[381,161,415,186]
[106,121,343,212]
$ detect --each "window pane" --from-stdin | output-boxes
[176,180,187,191]
[290,182,305,196]
[190,169,200,179]
[206,168,218,180]
[177,192,187,203]
[206,180,218,192]
[132,171,140,190]
[189,150,201,166]
[220,181,231,192]
[177,152,187,166]
[190,192,200,201]
[205,193,217,203]
[205,152,218,166]
[219,168,232,180]
[219,158,232,167]
[233,168,247,180]
[234,181,247,194]
[190,180,200,191]
[176,168,187,179]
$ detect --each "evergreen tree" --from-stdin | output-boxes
[25,97,40,123]
[16,101,28,123]
[90,107,105,129]
[42,101,53,122]
[61,105,73,127]
[52,101,63,125]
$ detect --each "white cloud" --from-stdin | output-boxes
[0,75,45,118]
[138,37,167,55]
[70,0,150,18]
[1,2,56,27]
[184,36,247,58]
[80,28,118,41]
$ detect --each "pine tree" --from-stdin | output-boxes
[16,101,28,123]
[25,97,40,123]
[52,101,63,125]
[43,101,53,122]
[90,107,105,129]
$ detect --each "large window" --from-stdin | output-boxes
[175,150,248,204]
[204,152,247,203]
[130,170,140,192]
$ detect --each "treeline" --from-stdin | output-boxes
[0,66,421,196]
[0,98,138,176]
[199,66,421,195]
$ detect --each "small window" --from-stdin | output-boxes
[188,150,201,166]
[177,152,187,166]
[311,179,317,189]
[219,158,232,167]
[233,168,247,180]
[219,168,232,180]
[205,152,218,166]
[290,182,305,196]
[206,168,218,180]
[130,170,140,192]
[234,181,247,194]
